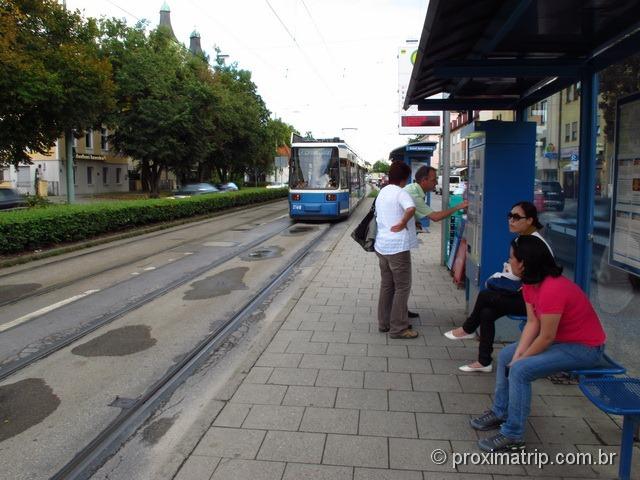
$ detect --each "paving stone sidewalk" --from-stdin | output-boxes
[175,204,639,480]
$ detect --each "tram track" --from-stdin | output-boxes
[0,216,296,382]
[49,220,333,480]
[0,200,288,309]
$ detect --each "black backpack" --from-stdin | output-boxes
[351,201,377,252]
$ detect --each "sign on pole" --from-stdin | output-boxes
[398,41,443,135]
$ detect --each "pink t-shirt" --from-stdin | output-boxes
[522,275,606,347]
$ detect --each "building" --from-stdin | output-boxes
[1,127,130,196]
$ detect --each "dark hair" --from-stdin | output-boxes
[511,201,543,229]
[388,162,412,185]
[511,235,562,284]
[415,165,436,183]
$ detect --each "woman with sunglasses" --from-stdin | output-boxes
[469,235,606,452]
[444,201,552,372]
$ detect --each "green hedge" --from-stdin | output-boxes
[0,188,288,254]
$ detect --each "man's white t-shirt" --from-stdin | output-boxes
[374,184,418,255]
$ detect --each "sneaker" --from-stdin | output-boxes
[389,329,419,339]
[478,432,525,452]
[470,410,503,431]
[444,329,476,340]
[378,326,390,333]
[408,310,420,318]
[459,363,493,373]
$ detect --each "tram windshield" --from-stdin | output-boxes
[290,147,339,189]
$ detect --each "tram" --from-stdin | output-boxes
[288,137,368,220]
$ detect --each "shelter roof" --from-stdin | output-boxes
[404,0,640,111]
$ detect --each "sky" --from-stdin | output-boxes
[66,0,429,164]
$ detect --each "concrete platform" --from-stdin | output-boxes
[172,200,640,480]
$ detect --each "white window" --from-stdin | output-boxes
[87,166,93,185]
[85,129,93,149]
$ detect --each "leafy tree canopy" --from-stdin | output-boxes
[0,0,114,167]
[372,160,390,173]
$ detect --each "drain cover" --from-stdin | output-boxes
[241,246,284,261]
[249,249,271,258]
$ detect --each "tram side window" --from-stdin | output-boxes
[340,158,349,189]
[350,162,360,192]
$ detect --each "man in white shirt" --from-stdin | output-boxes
[374,162,419,339]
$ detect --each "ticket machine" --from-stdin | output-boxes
[462,120,536,309]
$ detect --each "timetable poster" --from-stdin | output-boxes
[610,93,640,276]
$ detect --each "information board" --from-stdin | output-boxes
[609,92,640,276]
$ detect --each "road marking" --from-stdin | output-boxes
[131,272,140,275]
[143,267,156,271]
[0,289,101,333]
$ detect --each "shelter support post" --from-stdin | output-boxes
[575,70,598,293]
[441,110,451,265]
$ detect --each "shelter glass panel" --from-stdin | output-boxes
[589,54,640,376]
[527,86,580,281]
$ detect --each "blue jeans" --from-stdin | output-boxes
[491,341,605,440]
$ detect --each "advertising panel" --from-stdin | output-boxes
[609,92,640,276]
[398,42,442,135]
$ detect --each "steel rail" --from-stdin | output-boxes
[0,218,295,382]
[51,222,332,480]
[0,201,287,308]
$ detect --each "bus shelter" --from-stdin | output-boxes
[404,0,640,373]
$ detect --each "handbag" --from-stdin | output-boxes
[351,201,377,252]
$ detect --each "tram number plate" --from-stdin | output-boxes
[292,204,302,210]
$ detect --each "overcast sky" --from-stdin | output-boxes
[66,0,428,163]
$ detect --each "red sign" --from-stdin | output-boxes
[401,116,441,127]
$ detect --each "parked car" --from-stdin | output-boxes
[534,180,545,213]
[539,180,564,211]
[266,183,288,189]
[451,181,467,196]
[435,175,461,195]
[218,182,239,191]
[544,197,611,271]
[0,188,26,210]
[173,183,220,198]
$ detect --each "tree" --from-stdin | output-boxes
[372,160,390,173]
[101,20,206,197]
[0,0,114,167]
[599,52,640,142]
[205,61,271,184]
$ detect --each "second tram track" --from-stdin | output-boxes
[0,200,288,309]
[50,220,334,480]
[0,216,297,382]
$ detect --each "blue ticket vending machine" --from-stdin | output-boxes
[462,120,536,311]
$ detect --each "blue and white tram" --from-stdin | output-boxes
[288,138,367,220]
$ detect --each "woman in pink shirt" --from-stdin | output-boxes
[469,235,607,453]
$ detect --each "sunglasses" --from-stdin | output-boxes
[507,213,528,221]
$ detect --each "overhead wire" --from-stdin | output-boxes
[300,0,340,72]
[185,0,277,71]
[264,0,334,96]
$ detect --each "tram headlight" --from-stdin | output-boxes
[326,194,336,201]
[291,193,301,201]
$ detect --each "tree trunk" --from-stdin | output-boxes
[149,164,161,198]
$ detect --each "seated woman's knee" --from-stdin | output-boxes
[498,343,516,365]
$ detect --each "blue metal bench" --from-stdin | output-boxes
[507,314,527,331]
[580,377,640,480]
[569,352,626,377]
